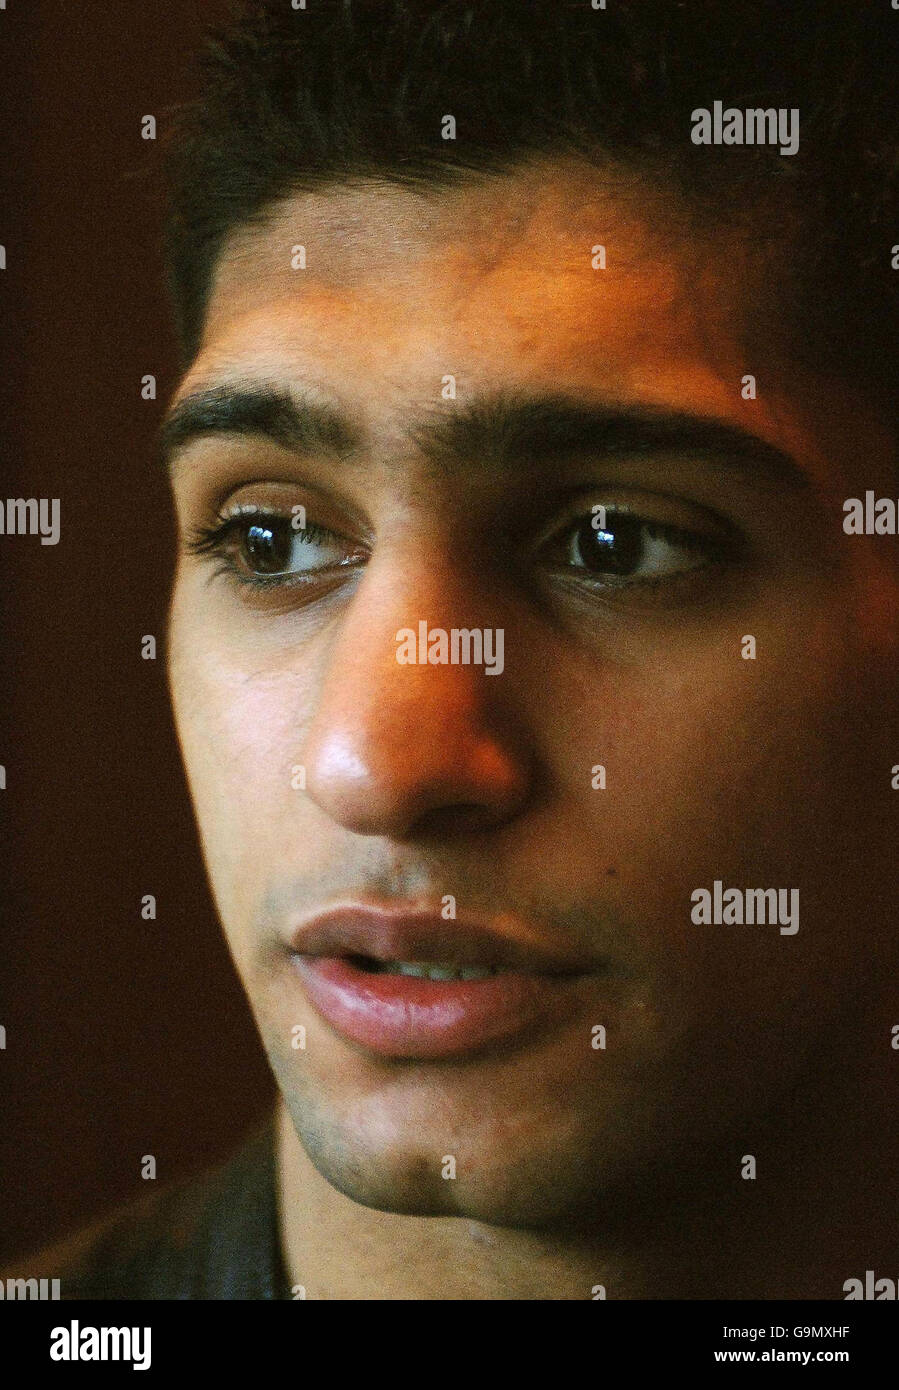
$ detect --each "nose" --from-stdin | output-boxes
[300,549,532,839]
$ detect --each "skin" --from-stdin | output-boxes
[166,159,899,1298]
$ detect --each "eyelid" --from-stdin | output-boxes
[189,473,376,542]
[530,490,738,555]
[214,500,322,532]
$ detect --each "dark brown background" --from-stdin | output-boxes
[0,1,275,1264]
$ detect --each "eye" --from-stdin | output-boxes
[540,508,725,585]
[187,509,366,583]
[240,516,346,575]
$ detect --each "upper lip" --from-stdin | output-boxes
[288,903,599,975]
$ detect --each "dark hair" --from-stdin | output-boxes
[165,0,899,408]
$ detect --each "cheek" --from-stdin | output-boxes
[168,596,321,922]
[545,611,864,943]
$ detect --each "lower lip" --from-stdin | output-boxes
[290,954,588,1059]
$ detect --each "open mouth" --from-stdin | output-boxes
[286,904,604,1057]
[346,954,508,981]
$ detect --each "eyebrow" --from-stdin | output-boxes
[160,381,808,489]
[160,384,360,470]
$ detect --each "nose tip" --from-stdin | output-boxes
[301,665,531,839]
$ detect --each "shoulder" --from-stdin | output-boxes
[2,1113,284,1301]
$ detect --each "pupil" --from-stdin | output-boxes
[245,521,292,574]
[578,515,642,575]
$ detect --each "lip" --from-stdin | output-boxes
[286,903,601,1059]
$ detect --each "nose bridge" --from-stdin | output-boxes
[329,529,501,694]
[299,543,528,837]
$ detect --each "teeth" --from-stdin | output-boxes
[379,960,498,981]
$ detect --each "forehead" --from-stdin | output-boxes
[207,159,679,298]
[200,160,727,394]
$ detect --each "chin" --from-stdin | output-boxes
[302,1138,583,1227]
[281,1084,609,1228]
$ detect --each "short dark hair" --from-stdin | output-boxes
[165,0,898,410]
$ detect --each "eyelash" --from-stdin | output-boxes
[187,513,335,555]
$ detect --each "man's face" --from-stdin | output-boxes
[166,161,899,1227]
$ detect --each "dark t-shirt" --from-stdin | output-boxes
[3,1112,293,1300]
